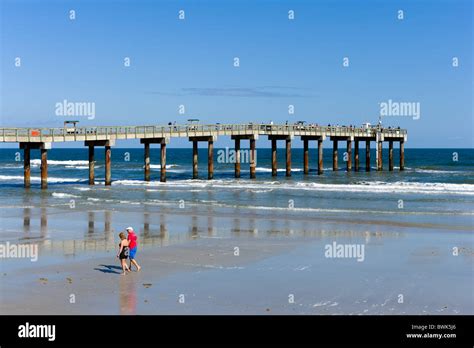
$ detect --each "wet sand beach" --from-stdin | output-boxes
[1,203,472,315]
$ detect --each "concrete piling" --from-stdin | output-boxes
[88,145,95,185]
[389,140,394,171]
[235,138,241,178]
[318,139,323,175]
[208,140,214,180]
[346,140,352,172]
[144,142,150,182]
[271,139,277,176]
[40,148,48,189]
[24,146,30,188]
[377,141,383,171]
[366,141,371,172]
[160,142,166,182]
[354,140,359,172]
[250,138,256,179]
[105,145,111,185]
[286,138,291,177]
[303,139,309,174]
[193,140,198,179]
[400,140,405,171]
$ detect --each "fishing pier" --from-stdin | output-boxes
[0,123,407,188]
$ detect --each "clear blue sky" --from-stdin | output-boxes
[1,0,472,148]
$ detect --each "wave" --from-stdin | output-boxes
[111,178,474,195]
[87,197,101,202]
[0,175,86,183]
[31,159,89,166]
[52,192,80,198]
[0,165,23,169]
[255,167,303,172]
[135,199,474,216]
[414,169,464,174]
[119,200,141,205]
[149,164,180,169]
[75,187,91,191]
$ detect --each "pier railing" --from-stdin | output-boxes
[0,123,407,142]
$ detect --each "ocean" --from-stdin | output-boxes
[0,148,472,221]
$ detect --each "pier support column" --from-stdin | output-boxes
[365,141,371,171]
[271,139,277,176]
[377,141,383,171]
[85,140,114,186]
[144,142,150,182]
[190,136,216,180]
[208,140,214,180]
[88,145,95,185]
[250,138,256,179]
[400,140,405,171]
[160,142,166,182]
[286,138,291,177]
[24,146,31,188]
[303,139,309,174]
[332,140,338,171]
[40,148,48,189]
[354,140,359,172]
[318,139,323,175]
[235,138,241,178]
[193,141,198,179]
[105,145,111,185]
[389,141,394,171]
[346,140,352,172]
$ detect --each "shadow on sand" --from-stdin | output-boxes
[94,264,122,274]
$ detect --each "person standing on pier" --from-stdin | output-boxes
[126,227,141,272]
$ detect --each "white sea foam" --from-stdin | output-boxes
[52,192,79,198]
[74,187,91,191]
[206,203,474,215]
[31,159,89,166]
[414,168,463,174]
[255,167,303,172]
[0,175,84,183]
[149,164,180,169]
[119,200,140,205]
[0,165,23,169]
[111,178,474,196]
[81,194,471,215]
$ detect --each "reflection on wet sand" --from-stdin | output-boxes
[39,207,47,241]
[23,207,30,233]
[88,211,94,233]
[159,213,168,242]
[207,215,215,236]
[143,212,150,237]
[105,210,111,233]
[18,205,403,257]
[119,275,137,315]
[188,214,196,238]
